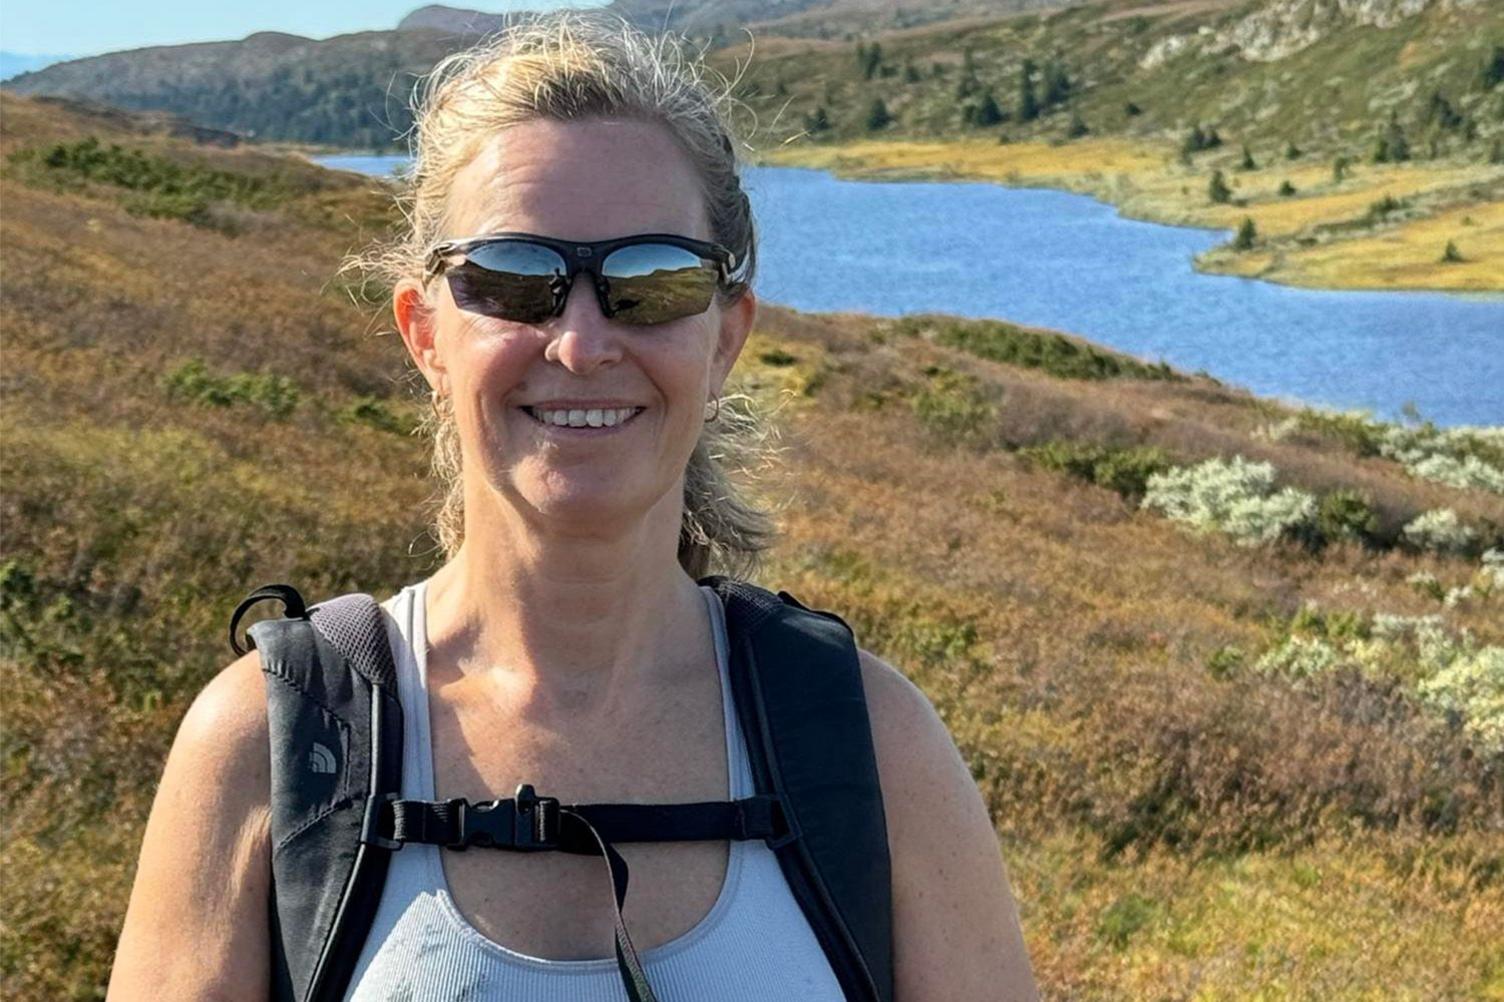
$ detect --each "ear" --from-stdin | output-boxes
[710,288,757,395]
[394,277,448,395]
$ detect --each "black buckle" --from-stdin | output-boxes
[454,783,560,852]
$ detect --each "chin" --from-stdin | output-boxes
[514,471,663,527]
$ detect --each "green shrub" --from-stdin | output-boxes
[1020,440,1173,499]
[758,348,799,367]
[7,137,295,233]
[1378,423,1504,493]
[1402,509,1479,556]
[161,358,300,418]
[1141,455,1317,547]
[1315,488,1378,544]
[886,316,1182,382]
[1208,169,1232,204]
[1417,645,1504,756]
[1206,645,1245,679]
[911,367,996,442]
[337,396,419,436]
[1367,193,1409,222]
[1097,893,1161,949]
[1233,217,1257,250]
[1294,407,1385,456]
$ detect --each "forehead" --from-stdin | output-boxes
[445,117,710,242]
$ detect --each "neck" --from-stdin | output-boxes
[422,480,708,722]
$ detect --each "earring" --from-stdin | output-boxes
[704,395,721,422]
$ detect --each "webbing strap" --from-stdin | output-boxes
[371,790,792,1002]
[382,793,788,851]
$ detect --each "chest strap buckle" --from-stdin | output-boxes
[454,783,561,852]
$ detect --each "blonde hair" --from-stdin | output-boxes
[340,9,776,578]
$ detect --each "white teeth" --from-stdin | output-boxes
[527,406,641,429]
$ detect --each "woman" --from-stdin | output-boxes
[108,11,1038,1001]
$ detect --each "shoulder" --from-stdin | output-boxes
[854,648,978,849]
[855,648,1041,1000]
[107,651,273,998]
[142,648,271,879]
[178,648,270,775]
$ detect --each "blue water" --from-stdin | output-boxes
[313,154,1503,427]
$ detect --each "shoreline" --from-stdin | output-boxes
[746,137,1504,296]
[290,138,1503,296]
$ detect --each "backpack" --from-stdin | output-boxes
[228,575,894,1002]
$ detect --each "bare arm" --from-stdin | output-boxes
[107,651,272,1002]
[859,649,1040,1002]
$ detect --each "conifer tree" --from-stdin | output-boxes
[1018,60,1040,122]
[1209,169,1232,204]
[1067,111,1089,138]
[1182,124,1207,156]
[866,97,892,131]
[976,91,1005,127]
[1239,144,1257,170]
[1441,240,1464,263]
[1234,217,1257,250]
[1482,45,1504,90]
[1043,58,1071,108]
[1285,140,1302,159]
[804,105,831,133]
[1373,112,1411,163]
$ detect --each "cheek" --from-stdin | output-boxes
[447,322,546,393]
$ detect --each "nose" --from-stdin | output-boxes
[542,274,624,374]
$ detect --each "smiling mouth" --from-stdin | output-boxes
[520,405,646,430]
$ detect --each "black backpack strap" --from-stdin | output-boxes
[705,576,895,1002]
[373,786,796,1002]
[234,585,403,1002]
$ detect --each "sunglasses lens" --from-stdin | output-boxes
[602,243,718,325]
[447,241,566,323]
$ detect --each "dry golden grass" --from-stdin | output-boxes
[4,93,1502,999]
[753,137,1504,293]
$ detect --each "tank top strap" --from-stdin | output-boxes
[699,583,752,801]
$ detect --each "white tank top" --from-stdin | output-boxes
[342,579,846,1000]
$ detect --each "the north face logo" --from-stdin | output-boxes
[308,742,337,775]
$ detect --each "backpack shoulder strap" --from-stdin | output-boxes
[705,576,894,1002]
[230,585,404,1002]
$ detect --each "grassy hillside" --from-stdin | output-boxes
[3,92,1503,999]
[718,0,1504,291]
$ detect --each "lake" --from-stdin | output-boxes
[312,154,1503,427]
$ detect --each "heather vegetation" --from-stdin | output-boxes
[3,94,1503,999]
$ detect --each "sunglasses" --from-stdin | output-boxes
[425,231,739,326]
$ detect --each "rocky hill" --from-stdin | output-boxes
[5,0,1496,157]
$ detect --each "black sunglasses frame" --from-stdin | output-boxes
[424,231,739,324]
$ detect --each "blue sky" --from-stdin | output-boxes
[0,1,607,58]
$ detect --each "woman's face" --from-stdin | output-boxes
[396,117,755,535]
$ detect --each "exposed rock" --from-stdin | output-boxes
[1139,0,1484,68]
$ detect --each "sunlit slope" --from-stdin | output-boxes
[2,93,1501,1000]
